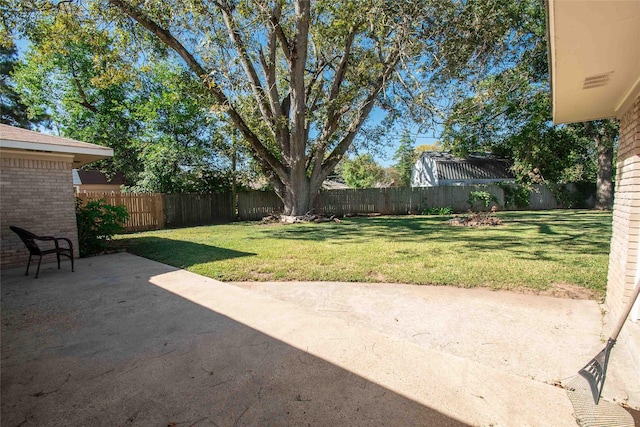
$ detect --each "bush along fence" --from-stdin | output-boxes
[76,183,596,232]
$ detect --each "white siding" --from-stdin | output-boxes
[411,157,438,187]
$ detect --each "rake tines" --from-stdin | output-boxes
[578,338,614,405]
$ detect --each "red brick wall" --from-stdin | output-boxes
[0,152,80,269]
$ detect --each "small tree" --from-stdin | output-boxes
[340,154,386,189]
[393,130,417,187]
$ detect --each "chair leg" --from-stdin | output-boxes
[71,242,75,272]
[25,254,32,276]
[35,256,43,279]
[57,252,61,269]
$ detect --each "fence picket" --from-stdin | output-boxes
[76,192,165,232]
[75,183,575,232]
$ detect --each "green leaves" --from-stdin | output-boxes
[468,190,499,211]
[392,130,416,187]
[0,45,49,128]
[9,0,572,214]
[75,198,129,256]
[339,154,385,188]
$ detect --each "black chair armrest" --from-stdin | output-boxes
[54,237,73,249]
[36,236,57,241]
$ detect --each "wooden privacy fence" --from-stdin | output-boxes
[76,183,577,232]
[77,192,235,232]
[237,191,283,221]
[76,192,164,232]
[316,186,486,215]
[236,184,563,218]
[314,184,562,215]
[163,193,234,227]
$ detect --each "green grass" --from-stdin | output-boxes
[117,210,612,295]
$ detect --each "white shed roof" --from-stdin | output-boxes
[0,124,113,167]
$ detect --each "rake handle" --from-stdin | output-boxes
[610,279,640,341]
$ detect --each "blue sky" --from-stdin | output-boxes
[364,108,442,168]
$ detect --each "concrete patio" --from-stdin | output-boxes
[1,252,638,426]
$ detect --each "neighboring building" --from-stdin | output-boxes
[0,124,113,268]
[73,169,126,194]
[322,179,349,190]
[547,0,639,402]
[411,152,515,187]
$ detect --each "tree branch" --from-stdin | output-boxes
[318,49,403,182]
[107,0,289,180]
[307,27,358,177]
[68,61,98,113]
[313,27,357,150]
[288,0,310,166]
[218,3,275,129]
[257,3,291,161]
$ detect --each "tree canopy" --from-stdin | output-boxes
[12,23,250,193]
[0,46,48,128]
[439,0,617,208]
[5,0,528,214]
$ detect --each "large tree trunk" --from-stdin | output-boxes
[595,133,614,210]
[279,173,326,216]
[282,175,310,216]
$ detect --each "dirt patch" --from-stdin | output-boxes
[250,271,276,281]
[369,272,389,282]
[513,282,602,301]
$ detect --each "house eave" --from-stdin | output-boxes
[0,139,113,168]
[547,0,640,124]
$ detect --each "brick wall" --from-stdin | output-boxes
[607,95,640,319]
[0,151,80,269]
[605,95,640,377]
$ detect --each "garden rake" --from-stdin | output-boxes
[565,280,640,427]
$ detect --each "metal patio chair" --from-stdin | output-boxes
[9,226,74,278]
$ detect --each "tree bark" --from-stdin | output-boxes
[595,133,614,210]
[282,175,312,216]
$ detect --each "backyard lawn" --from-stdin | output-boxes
[118,210,612,297]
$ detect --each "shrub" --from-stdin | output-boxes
[499,183,531,209]
[76,198,129,257]
[548,182,596,208]
[423,207,454,215]
[467,190,498,211]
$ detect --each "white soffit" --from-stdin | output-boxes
[548,0,640,124]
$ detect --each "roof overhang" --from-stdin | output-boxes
[0,125,113,167]
[547,0,640,124]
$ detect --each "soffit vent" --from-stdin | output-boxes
[582,72,614,90]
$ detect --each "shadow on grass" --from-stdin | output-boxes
[120,236,256,269]
[256,211,612,258]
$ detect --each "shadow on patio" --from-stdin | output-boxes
[1,253,466,426]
